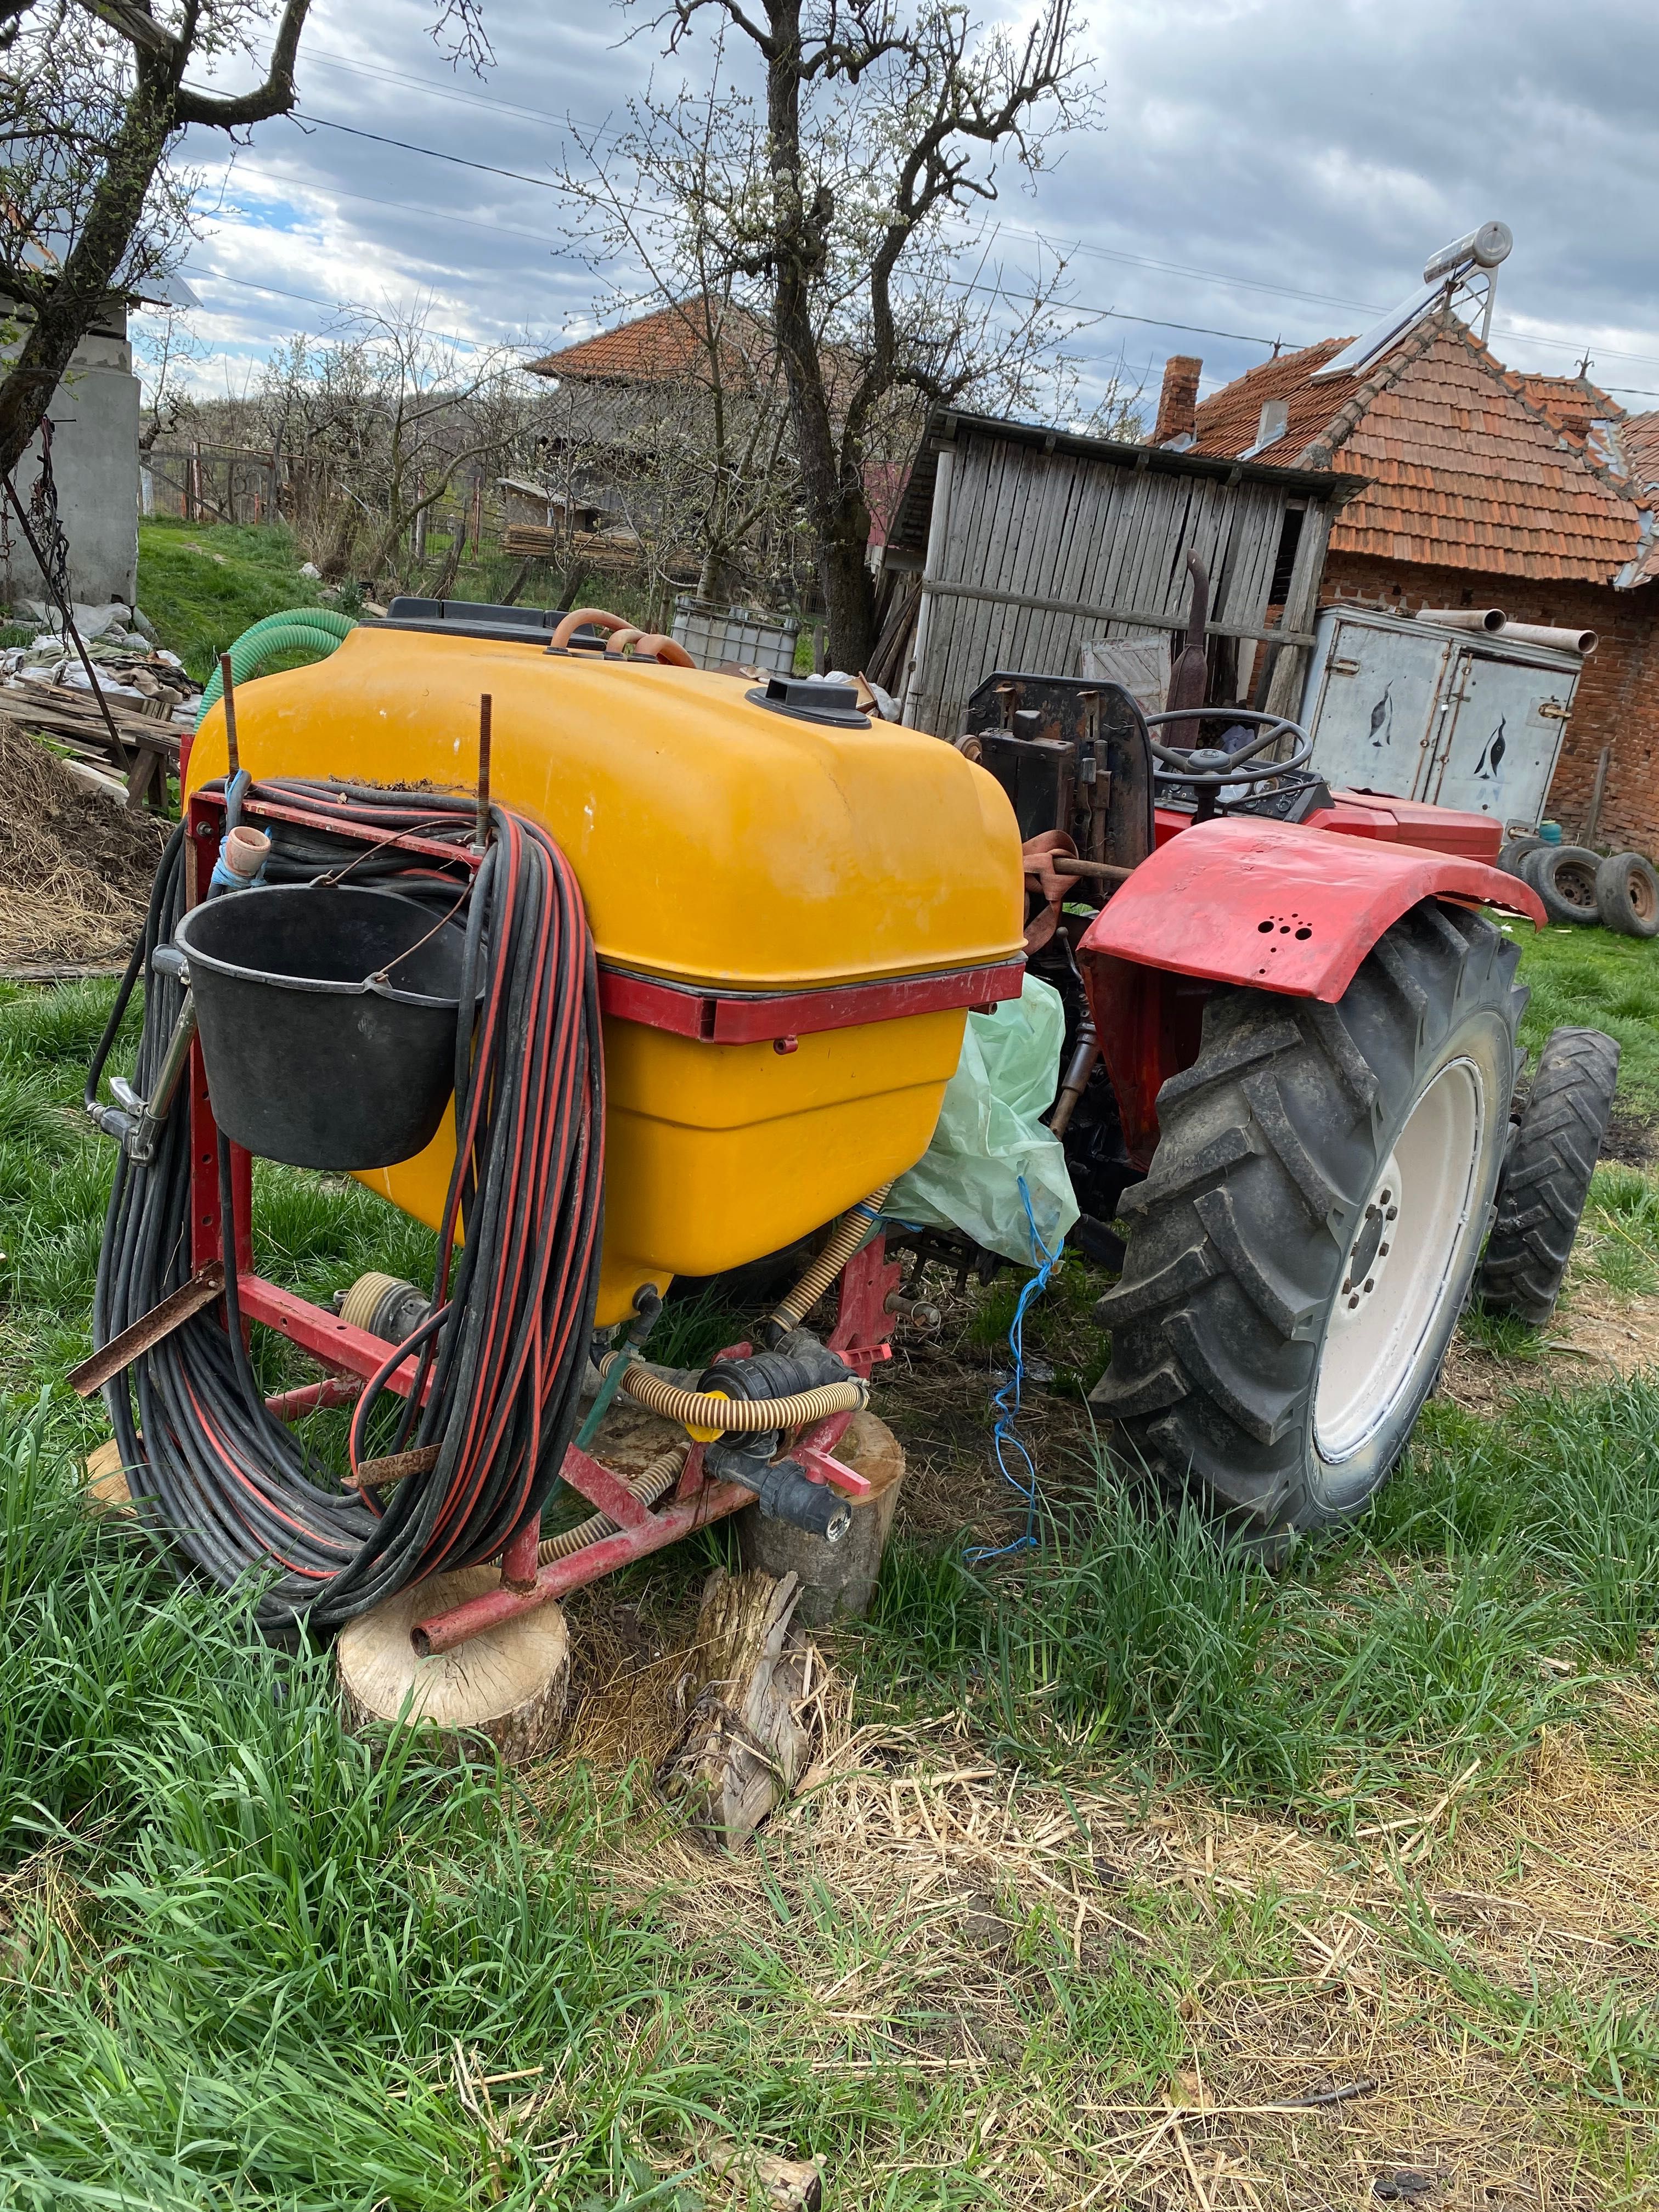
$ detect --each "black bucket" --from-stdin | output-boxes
[174,885,471,1170]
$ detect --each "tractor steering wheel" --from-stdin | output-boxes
[1145,709,1315,822]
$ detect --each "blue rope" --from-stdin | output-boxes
[968,1176,1063,1565]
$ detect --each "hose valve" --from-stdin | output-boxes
[705,1439,853,1542]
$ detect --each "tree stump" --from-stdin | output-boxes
[337,1568,570,1763]
[657,1567,816,1849]
[737,1411,905,1628]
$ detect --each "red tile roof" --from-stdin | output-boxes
[1620,410,1659,494]
[1189,312,1643,585]
[529,304,773,383]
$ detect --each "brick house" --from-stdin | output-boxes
[1154,308,1659,853]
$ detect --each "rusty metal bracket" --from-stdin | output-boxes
[69,1262,226,1397]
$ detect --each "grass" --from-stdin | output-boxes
[1504,911,1659,1115]
[136,516,324,684]
[1,923,1657,2201]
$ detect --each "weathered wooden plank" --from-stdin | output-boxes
[1265,497,1333,723]
[916,578,1317,648]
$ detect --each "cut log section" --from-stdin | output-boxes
[82,1436,138,1518]
[737,1411,905,1627]
[337,1567,571,1762]
[657,1567,817,1849]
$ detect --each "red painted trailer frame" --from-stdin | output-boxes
[181,786,938,1658]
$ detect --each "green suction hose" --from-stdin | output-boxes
[195,607,358,726]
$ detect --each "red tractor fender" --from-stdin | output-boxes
[1077,815,1543,1170]
[1081,814,1542,1000]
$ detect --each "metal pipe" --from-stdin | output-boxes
[1049,856,1133,883]
[475,693,492,850]
[499,1511,540,1593]
[1496,622,1597,656]
[1414,607,1506,634]
[220,654,240,777]
[1049,1020,1100,1140]
[413,1479,755,1655]
[265,1378,361,1422]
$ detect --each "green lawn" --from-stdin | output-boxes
[133,518,680,691]
[1,926,1657,2204]
[136,517,325,684]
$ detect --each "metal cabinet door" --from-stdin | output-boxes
[1422,651,1576,824]
[1304,616,1453,799]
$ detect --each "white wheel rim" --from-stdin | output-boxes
[1313,1057,1486,1465]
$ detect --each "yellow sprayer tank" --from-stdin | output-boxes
[185,616,1025,1323]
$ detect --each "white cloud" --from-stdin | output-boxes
[155,0,1659,414]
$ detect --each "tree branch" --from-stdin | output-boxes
[172,0,313,127]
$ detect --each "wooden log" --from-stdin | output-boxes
[657,1567,815,1849]
[736,1412,905,1629]
[337,1567,571,1763]
[82,1436,138,1519]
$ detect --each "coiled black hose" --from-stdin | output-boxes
[87,780,605,1634]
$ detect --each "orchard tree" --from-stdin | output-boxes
[633,0,1099,669]
[0,0,488,480]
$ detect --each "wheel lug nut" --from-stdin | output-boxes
[1348,1294,1361,1308]
[1363,1277,1375,1292]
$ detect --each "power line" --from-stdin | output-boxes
[287,111,563,193]
[184,71,1659,382]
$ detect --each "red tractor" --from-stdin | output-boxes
[958,663,1619,1549]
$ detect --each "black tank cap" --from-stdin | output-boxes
[747,674,871,729]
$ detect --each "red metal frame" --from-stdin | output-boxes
[182,783,901,1659]
[597,958,1025,1045]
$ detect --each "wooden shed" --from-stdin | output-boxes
[878,409,1367,739]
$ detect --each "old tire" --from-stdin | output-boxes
[1091,900,1523,1544]
[1522,843,1602,924]
[1477,1026,1620,1324]
[1497,834,1546,877]
[1594,851,1659,939]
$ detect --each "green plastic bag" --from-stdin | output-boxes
[887,974,1079,1264]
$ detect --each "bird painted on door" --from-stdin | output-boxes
[1474,718,1508,779]
[1368,684,1393,746]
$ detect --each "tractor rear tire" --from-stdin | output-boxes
[1477,1026,1620,1324]
[1522,843,1602,924]
[1594,851,1659,939]
[1091,900,1524,1547]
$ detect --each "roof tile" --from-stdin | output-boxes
[1188,316,1643,584]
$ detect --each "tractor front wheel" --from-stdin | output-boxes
[1092,901,1525,1545]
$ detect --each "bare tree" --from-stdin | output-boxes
[131,303,203,451]
[0,0,489,482]
[561,59,811,609]
[621,0,1099,668]
[250,307,532,588]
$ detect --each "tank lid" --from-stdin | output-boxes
[747,675,870,729]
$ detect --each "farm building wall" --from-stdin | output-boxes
[1319,550,1659,857]
[0,300,139,609]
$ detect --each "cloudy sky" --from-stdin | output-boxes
[163,0,1659,421]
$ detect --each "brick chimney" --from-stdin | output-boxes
[1154,354,1202,447]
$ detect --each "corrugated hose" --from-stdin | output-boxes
[595,1354,867,1433]
[537,1442,689,1564]
[195,608,358,724]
